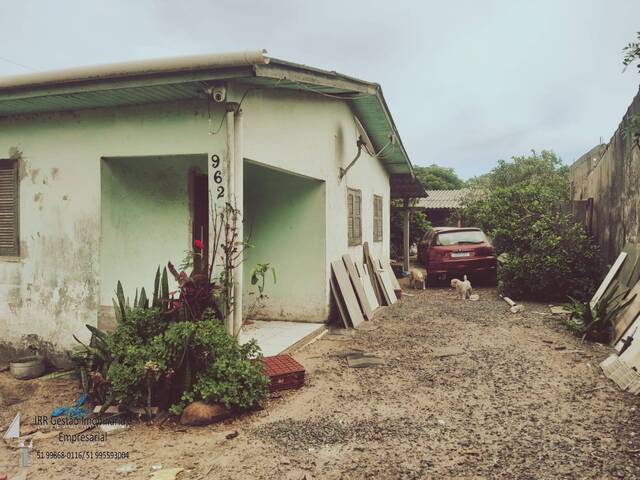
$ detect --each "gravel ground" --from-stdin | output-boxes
[2,286,640,479]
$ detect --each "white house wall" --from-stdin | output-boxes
[0,86,392,360]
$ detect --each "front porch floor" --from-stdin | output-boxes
[238,320,326,357]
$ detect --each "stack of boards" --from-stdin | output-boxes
[330,242,400,329]
[596,243,640,393]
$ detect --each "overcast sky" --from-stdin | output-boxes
[1,1,639,178]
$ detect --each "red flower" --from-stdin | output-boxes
[194,240,205,250]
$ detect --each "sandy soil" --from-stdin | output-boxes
[2,287,640,479]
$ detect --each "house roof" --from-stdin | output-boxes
[0,49,415,177]
[415,189,470,209]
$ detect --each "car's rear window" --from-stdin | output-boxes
[435,230,485,246]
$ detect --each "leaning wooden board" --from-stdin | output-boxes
[371,255,397,305]
[356,263,380,311]
[612,280,640,345]
[383,260,402,291]
[363,242,384,304]
[331,260,365,328]
[591,252,627,308]
[342,254,373,320]
[330,274,351,328]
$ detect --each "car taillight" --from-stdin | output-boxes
[476,246,495,256]
[429,249,447,260]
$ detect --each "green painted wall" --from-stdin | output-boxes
[243,161,326,321]
[100,155,207,319]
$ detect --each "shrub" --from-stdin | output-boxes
[497,213,601,301]
[80,305,268,414]
[462,150,603,302]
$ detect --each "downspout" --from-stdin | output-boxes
[232,108,244,336]
[224,107,236,335]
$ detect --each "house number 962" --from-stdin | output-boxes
[211,154,225,199]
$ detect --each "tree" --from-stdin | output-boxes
[414,164,464,190]
[623,31,640,72]
[461,150,602,301]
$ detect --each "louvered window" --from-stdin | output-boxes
[347,188,362,246]
[0,159,19,257]
[373,195,383,242]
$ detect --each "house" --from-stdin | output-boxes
[414,189,469,226]
[0,50,423,364]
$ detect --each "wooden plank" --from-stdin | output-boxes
[372,255,396,305]
[342,254,373,320]
[591,252,627,308]
[331,260,364,328]
[329,275,350,328]
[612,280,640,345]
[356,263,380,311]
[615,313,640,352]
[363,242,384,304]
[378,258,402,298]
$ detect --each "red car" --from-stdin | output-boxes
[417,227,497,283]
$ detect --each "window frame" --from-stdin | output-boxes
[373,194,383,242]
[347,188,362,246]
[0,158,19,259]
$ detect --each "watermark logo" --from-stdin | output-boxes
[3,412,31,468]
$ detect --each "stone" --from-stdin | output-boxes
[150,468,184,480]
[179,401,231,426]
[115,463,137,474]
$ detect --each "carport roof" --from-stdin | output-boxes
[0,49,415,177]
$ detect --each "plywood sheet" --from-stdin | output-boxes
[342,254,373,320]
[331,260,364,328]
[591,252,627,308]
[611,280,640,345]
[620,244,640,287]
[620,332,640,371]
[372,256,397,305]
[384,260,402,291]
[363,242,384,304]
[356,263,380,311]
[330,274,350,328]
[616,314,640,352]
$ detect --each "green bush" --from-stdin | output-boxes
[85,306,268,414]
[462,150,603,302]
[497,213,601,301]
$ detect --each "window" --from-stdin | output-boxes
[373,195,383,242]
[347,188,362,246]
[0,159,18,257]
[435,229,486,246]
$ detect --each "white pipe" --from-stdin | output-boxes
[224,109,236,335]
[0,50,270,89]
[233,109,244,336]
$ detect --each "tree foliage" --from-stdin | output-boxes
[623,31,640,73]
[462,150,602,301]
[414,164,464,190]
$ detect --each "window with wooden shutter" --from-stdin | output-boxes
[0,159,19,257]
[373,195,383,242]
[348,188,362,246]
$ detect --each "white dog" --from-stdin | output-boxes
[450,275,473,300]
[409,268,426,290]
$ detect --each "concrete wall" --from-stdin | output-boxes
[243,161,326,321]
[0,84,392,361]
[0,100,227,361]
[570,87,640,264]
[240,88,390,311]
[100,155,207,320]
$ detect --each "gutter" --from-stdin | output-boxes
[0,50,270,90]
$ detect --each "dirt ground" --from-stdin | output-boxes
[2,286,640,479]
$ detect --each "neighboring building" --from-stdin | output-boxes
[0,50,421,363]
[414,189,469,226]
